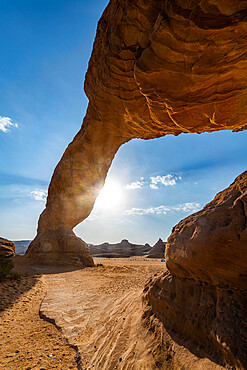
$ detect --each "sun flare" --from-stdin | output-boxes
[94,181,124,210]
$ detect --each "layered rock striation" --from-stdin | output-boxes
[147,238,166,258]
[27,0,247,265]
[0,238,15,258]
[143,171,247,368]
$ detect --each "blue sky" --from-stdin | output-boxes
[1,0,247,245]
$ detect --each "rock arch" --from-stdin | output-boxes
[25,1,247,366]
[26,0,247,267]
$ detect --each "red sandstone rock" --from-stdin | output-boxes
[143,269,247,369]
[143,171,247,368]
[27,229,94,267]
[166,171,247,289]
[27,0,247,266]
[0,238,15,258]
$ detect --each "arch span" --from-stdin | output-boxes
[26,0,247,265]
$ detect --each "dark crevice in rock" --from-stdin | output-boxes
[171,2,247,30]
[239,199,247,230]
[39,306,82,370]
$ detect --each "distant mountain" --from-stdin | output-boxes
[90,239,151,258]
[147,238,166,259]
[12,239,153,258]
[13,240,31,255]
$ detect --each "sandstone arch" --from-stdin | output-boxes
[26,0,247,265]
[25,1,247,367]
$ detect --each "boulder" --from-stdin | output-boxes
[166,170,247,289]
[0,238,15,258]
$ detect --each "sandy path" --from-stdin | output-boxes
[0,274,78,369]
[41,258,223,370]
[41,258,163,369]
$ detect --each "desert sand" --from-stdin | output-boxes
[0,271,78,369]
[0,256,225,369]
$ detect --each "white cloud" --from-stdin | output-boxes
[0,116,18,133]
[172,203,201,212]
[125,179,145,190]
[150,174,181,189]
[125,202,201,216]
[125,207,160,216]
[125,174,182,191]
[30,189,47,202]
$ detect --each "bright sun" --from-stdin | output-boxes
[94,181,124,211]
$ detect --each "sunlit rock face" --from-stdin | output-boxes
[166,171,247,289]
[144,171,247,368]
[27,0,247,268]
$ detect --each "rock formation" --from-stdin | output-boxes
[0,238,15,258]
[166,171,247,289]
[147,238,166,258]
[24,0,247,366]
[90,239,151,258]
[143,171,247,368]
[27,0,247,266]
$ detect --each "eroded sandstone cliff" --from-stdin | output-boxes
[27,0,247,266]
[143,171,247,368]
[166,171,247,289]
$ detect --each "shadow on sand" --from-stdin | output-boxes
[0,255,90,314]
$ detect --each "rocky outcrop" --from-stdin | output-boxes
[0,238,15,258]
[27,0,247,266]
[166,170,247,289]
[143,171,247,368]
[27,230,94,266]
[147,238,166,258]
[90,239,151,258]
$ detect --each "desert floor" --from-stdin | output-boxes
[0,256,223,369]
